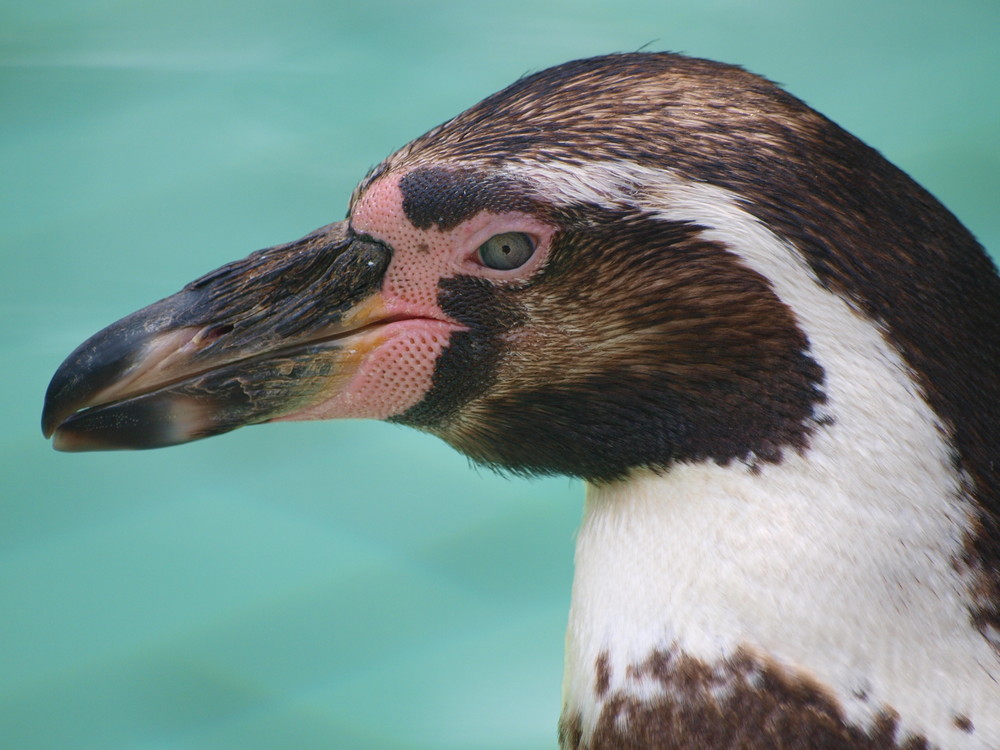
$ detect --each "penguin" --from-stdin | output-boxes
[42,53,1000,749]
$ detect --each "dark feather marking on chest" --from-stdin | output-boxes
[560,648,935,750]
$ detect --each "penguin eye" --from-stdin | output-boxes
[476,232,535,270]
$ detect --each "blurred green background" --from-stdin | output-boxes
[3,1,998,748]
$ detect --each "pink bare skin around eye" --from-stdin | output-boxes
[351,171,557,308]
[277,171,556,423]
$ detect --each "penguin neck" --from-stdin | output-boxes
[560,396,1000,748]
[537,162,1000,747]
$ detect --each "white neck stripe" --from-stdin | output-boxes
[508,161,1000,748]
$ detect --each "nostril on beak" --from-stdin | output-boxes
[199,324,234,346]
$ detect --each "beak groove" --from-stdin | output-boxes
[42,221,393,451]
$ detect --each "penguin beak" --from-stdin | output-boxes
[42,221,394,451]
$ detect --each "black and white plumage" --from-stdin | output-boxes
[42,53,1000,748]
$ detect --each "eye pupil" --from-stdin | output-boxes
[477,232,534,270]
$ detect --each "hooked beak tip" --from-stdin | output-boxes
[40,221,395,452]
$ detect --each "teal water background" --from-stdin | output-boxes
[3,2,999,748]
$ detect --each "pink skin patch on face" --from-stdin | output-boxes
[351,171,556,311]
[275,318,458,422]
[281,169,556,423]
